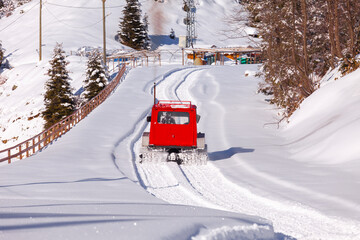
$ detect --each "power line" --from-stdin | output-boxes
[43,4,109,29]
[46,0,149,9]
[0,0,150,33]
[46,2,125,9]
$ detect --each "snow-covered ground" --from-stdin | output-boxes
[0,0,245,148]
[2,63,360,239]
[1,0,360,239]
[0,65,276,240]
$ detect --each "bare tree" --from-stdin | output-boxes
[242,0,360,118]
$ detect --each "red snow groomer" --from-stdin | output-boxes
[139,100,208,165]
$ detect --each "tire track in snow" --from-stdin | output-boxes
[112,67,208,189]
[173,68,360,240]
[117,66,360,239]
[134,67,223,209]
[173,68,205,101]
[179,163,360,239]
[112,67,197,183]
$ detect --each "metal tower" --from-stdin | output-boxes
[183,0,196,48]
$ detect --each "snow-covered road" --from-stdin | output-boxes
[3,0,358,238]
[1,65,359,240]
[112,66,360,240]
[0,65,275,240]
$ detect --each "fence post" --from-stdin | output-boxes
[42,132,46,148]
[33,138,36,154]
[26,142,29,158]
[19,145,22,160]
[38,135,41,151]
[56,124,59,139]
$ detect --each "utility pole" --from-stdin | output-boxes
[39,0,42,61]
[102,0,106,65]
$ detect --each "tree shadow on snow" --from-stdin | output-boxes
[0,50,16,73]
[274,232,297,240]
[73,72,118,97]
[208,147,254,161]
[149,35,179,50]
[0,177,127,188]
[113,34,178,50]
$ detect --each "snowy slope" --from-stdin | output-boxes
[0,65,276,240]
[142,0,243,49]
[127,65,360,239]
[286,69,360,164]
[0,0,125,147]
[0,0,246,149]
[1,0,360,239]
[2,63,360,239]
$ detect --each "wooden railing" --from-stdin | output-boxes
[0,64,127,164]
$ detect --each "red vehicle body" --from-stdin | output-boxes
[140,100,207,164]
[148,100,198,148]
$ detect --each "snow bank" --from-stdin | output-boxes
[192,224,274,240]
[286,68,360,164]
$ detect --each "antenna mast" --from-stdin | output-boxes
[183,0,196,48]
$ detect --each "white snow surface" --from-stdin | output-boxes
[0,0,246,147]
[1,0,360,240]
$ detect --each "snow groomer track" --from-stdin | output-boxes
[113,66,360,240]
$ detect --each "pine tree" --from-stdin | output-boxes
[42,43,75,129]
[118,0,148,50]
[142,13,151,50]
[82,50,107,101]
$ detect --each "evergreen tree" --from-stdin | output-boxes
[118,0,149,50]
[142,13,151,50]
[42,43,75,129]
[82,50,107,101]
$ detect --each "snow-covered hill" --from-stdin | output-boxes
[0,0,246,149]
[1,0,360,239]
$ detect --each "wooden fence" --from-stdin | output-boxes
[0,64,127,164]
